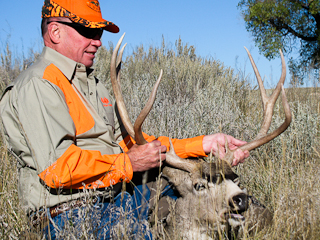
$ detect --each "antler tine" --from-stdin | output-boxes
[270,49,286,101]
[111,34,164,145]
[244,47,286,139]
[223,49,291,165]
[238,84,291,152]
[134,70,163,145]
[116,43,127,87]
[110,33,135,138]
[244,47,268,107]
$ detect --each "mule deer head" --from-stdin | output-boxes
[110,33,291,238]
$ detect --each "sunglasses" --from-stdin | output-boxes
[48,21,103,39]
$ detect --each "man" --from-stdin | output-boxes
[0,0,249,239]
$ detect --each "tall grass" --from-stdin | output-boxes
[0,41,41,239]
[1,37,320,239]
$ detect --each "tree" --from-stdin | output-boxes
[238,0,320,84]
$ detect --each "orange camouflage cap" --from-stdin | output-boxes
[41,0,119,33]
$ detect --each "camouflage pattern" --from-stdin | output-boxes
[87,0,101,13]
[42,0,119,31]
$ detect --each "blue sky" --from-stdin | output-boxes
[0,0,290,88]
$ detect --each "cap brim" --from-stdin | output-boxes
[71,18,120,33]
[103,23,119,33]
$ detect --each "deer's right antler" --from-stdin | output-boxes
[110,33,163,145]
[222,48,292,165]
[110,34,204,174]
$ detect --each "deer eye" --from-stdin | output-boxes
[204,173,223,184]
[194,182,206,191]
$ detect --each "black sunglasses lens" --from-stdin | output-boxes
[49,21,103,39]
[78,27,103,39]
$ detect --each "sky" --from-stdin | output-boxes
[0,0,292,88]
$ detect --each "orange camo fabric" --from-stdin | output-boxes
[42,0,117,29]
[87,0,101,12]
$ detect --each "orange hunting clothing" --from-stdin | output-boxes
[0,47,206,213]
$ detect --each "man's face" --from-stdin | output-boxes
[57,21,103,68]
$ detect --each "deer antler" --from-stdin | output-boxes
[110,33,163,145]
[111,34,202,174]
[222,48,292,165]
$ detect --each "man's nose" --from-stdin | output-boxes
[91,38,102,47]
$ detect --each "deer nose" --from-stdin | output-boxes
[229,193,249,212]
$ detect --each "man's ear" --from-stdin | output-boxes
[47,23,61,44]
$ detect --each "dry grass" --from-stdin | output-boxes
[1,38,320,239]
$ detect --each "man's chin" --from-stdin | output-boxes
[82,60,94,68]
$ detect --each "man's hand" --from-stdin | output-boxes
[127,140,167,172]
[203,133,249,166]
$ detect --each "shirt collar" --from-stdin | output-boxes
[41,47,94,80]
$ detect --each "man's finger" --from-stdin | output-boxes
[216,143,226,159]
[160,145,167,153]
[232,149,249,166]
[150,140,162,147]
[228,135,247,147]
[159,153,167,162]
[244,150,250,158]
